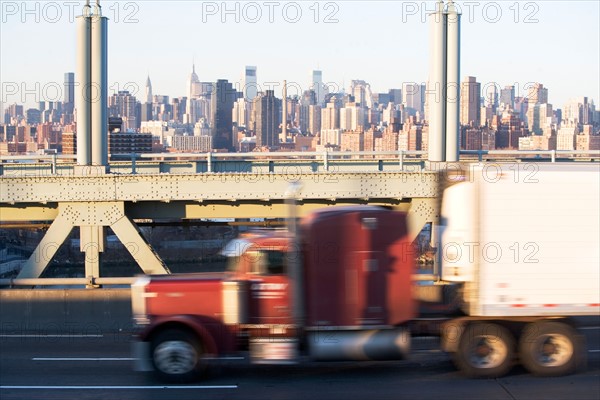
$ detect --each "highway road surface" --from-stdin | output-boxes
[1,330,599,400]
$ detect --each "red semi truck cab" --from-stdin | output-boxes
[132,206,416,382]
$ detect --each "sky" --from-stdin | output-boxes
[1,0,599,110]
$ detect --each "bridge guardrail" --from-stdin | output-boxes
[0,150,598,177]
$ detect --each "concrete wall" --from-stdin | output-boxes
[0,289,132,334]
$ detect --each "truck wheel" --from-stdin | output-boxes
[151,329,203,382]
[455,323,515,378]
[519,321,580,377]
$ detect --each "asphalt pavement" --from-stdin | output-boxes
[1,330,599,400]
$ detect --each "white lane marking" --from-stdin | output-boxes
[0,385,237,390]
[0,334,104,338]
[589,350,600,353]
[32,358,134,361]
[579,327,600,330]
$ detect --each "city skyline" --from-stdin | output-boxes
[1,1,599,111]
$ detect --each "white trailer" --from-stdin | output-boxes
[439,163,600,377]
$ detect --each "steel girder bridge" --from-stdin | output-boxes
[0,153,445,282]
[2,150,598,283]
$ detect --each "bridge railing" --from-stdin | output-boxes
[0,277,136,287]
[0,150,598,176]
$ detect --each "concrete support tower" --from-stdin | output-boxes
[445,0,461,162]
[76,0,108,167]
[282,80,288,141]
[427,0,461,162]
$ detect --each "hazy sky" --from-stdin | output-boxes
[1,0,599,110]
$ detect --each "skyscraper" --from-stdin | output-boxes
[186,63,201,119]
[500,86,515,109]
[311,70,325,105]
[63,72,75,119]
[210,79,239,150]
[255,90,280,148]
[350,80,373,109]
[321,97,340,131]
[339,102,366,131]
[388,89,402,105]
[145,75,153,104]
[299,90,316,134]
[483,84,498,109]
[141,75,153,122]
[64,72,75,106]
[460,76,481,127]
[402,83,424,116]
[243,66,257,101]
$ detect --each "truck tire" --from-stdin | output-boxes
[151,329,204,383]
[454,323,515,378]
[519,321,580,377]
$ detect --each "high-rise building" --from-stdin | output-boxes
[243,66,258,101]
[299,90,316,134]
[499,85,515,109]
[460,76,481,127]
[141,75,153,122]
[26,108,41,125]
[526,103,553,135]
[388,89,402,104]
[340,130,364,152]
[145,75,153,104]
[63,72,75,115]
[210,79,239,150]
[527,83,548,105]
[463,127,482,150]
[8,103,24,119]
[556,125,578,150]
[108,90,138,131]
[308,105,321,136]
[382,102,401,127]
[321,97,340,131]
[576,125,600,151]
[563,97,593,126]
[255,90,280,148]
[232,98,251,128]
[350,80,373,109]
[482,84,498,110]
[496,112,528,149]
[340,102,366,132]
[311,70,326,105]
[186,63,202,120]
[402,83,424,116]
